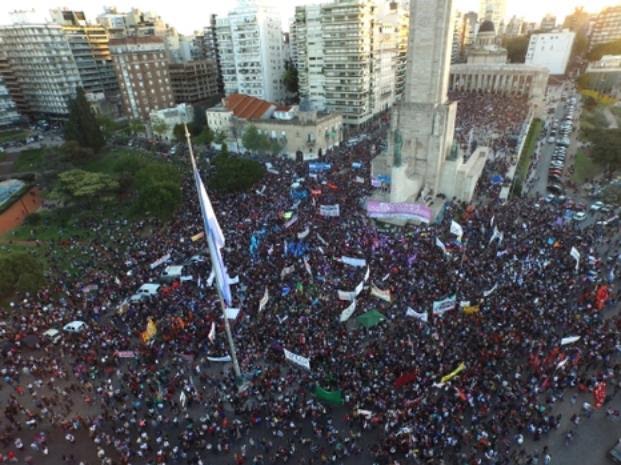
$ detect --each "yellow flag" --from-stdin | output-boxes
[463,305,480,315]
[191,231,205,242]
[141,318,157,343]
[440,362,465,384]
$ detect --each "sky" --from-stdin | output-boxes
[0,0,618,35]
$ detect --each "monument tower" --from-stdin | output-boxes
[374,0,486,208]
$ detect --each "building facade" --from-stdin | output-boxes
[216,0,285,102]
[150,103,193,140]
[584,55,621,95]
[590,6,621,49]
[192,15,224,95]
[525,30,575,75]
[295,0,407,126]
[0,76,21,128]
[540,14,557,32]
[0,13,82,118]
[109,37,175,121]
[50,10,118,96]
[169,59,220,105]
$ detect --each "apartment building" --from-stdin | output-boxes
[216,0,285,102]
[525,30,575,75]
[109,37,175,121]
[0,46,28,116]
[50,9,118,95]
[192,15,224,94]
[168,59,220,105]
[295,0,407,126]
[590,6,621,49]
[0,12,82,118]
[0,76,21,128]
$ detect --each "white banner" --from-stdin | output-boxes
[364,266,370,282]
[259,287,269,312]
[355,176,365,184]
[228,275,239,285]
[207,269,215,287]
[224,308,240,320]
[406,307,428,323]
[570,247,580,271]
[284,348,311,370]
[298,226,310,239]
[450,220,463,241]
[432,295,456,315]
[340,256,367,268]
[339,299,357,322]
[435,237,447,254]
[371,284,391,302]
[180,275,193,282]
[489,226,503,245]
[561,335,581,346]
[320,204,340,217]
[483,283,497,297]
[149,253,171,269]
[207,355,232,362]
[303,257,312,277]
[338,289,356,301]
[355,280,364,296]
[280,265,295,279]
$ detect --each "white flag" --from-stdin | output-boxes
[227,275,239,285]
[371,284,391,302]
[208,321,216,343]
[483,283,497,297]
[436,237,447,254]
[364,266,370,282]
[207,355,232,362]
[258,287,269,312]
[570,247,580,271]
[450,220,463,241]
[432,295,456,315]
[354,280,364,296]
[337,289,356,301]
[207,270,215,287]
[298,226,310,240]
[355,176,365,184]
[280,265,295,279]
[224,308,240,320]
[489,226,500,245]
[406,307,428,323]
[283,348,311,370]
[561,335,581,346]
[339,299,357,322]
[317,234,328,246]
[303,257,312,277]
[339,256,367,268]
[179,391,187,409]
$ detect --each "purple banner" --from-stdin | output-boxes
[366,200,432,224]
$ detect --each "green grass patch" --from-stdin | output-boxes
[572,150,604,185]
[0,128,27,144]
[513,118,543,195]
[12,148,50,172]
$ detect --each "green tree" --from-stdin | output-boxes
[152,117,169,140]
[283,60,299,99]
[97,115,121,140]
[64,87,105,152]
[571,31,589,61]
[502,35,531,63]
[194,127,214,146]
[214,130,227,145]
[135,181,182,219]
[60,141,95,165]
[210,154,265,193]
[173,123,186,142]
[191,105,207,135]
[127,119,145,136]
[586,128,621,170]
[0,251,45,298]
[587,39,621,61]
[52,169,120,206]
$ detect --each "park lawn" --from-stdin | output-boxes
[0,129,28,144]
[12,148,50,172]
[572,150,602,184]
[515,118,543,187]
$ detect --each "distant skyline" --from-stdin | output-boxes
[0,0,618,34]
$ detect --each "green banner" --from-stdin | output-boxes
[314,386,344,405]
[356,309,385,328]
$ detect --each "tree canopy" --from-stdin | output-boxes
[53,169,120,206]
[64,87,105,152]
[209,153,265,193]
[283,61,299,100]
[587,39,621,62]
[502,35,531,63]
[0,251,45,299]
[242,125,283,155]
[152,117,169,139]
[584,128,621,170]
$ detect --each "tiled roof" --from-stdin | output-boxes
[224,93,275,120]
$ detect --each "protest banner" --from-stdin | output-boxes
[432,295,456,315]
[339,256,367,268]
[284,348,311,370]
[224,308,240,320]
[191,231,205,242]
[337,290,356,301]
[339,299,357,322]
[406,307,428,323]
[207,355,232,362]
[366,200,432,224]
[320,204,340,217]
[149,253,171,270]
[440,362,465,384]
[371,284,391,303]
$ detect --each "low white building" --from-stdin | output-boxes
[150,103,194,141]
[525,30,575,76]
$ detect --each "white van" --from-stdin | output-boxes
[63,321,87,334]
[160,265,184,282]
[130,283,161,302]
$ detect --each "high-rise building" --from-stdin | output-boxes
[525,30,575,75]
[504,15,524,37]
[192,15,224,94]
[0,45,28,116]
[452,11,465,64]
[461,11,479,50]
[295,0,407,126]
[0,11,82,118]
[540,14,557,32]
[216,0,285,102]
[50,10,118,95]
[479,0,506,32]
[0,76,21,128]
[168,59,220,105]
[109,37,175,121]
[590,6,621,49]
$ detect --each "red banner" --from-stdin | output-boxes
[394,371,417,389]
[594,382,607,409]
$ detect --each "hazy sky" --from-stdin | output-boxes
[0,0,618,34]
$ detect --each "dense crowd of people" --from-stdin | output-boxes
[0,107,620,465]
[450,91,531,158]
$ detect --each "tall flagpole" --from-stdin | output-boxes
[184,124,242,380]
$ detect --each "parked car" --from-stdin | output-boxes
[63,321,87,333]
[590,201,605,211]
